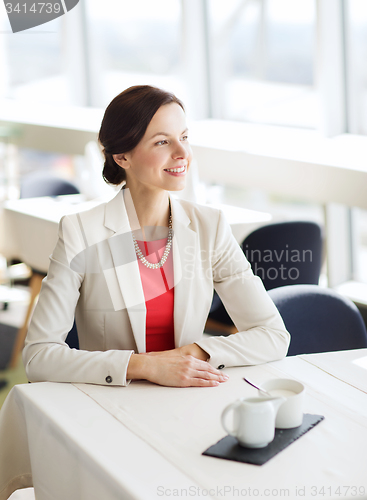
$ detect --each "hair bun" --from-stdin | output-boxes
[102,154,125,185]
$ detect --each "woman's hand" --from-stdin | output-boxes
[127,349,228,388]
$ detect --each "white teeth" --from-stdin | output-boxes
[165,166,185,173]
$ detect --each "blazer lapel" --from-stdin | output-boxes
[103,188,147,353]
[169,195,198,347]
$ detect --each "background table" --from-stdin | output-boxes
[0,349,366,500]
[0,195,271,274]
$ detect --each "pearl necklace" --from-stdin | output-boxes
[132,212,173,269]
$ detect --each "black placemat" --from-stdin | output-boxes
[203,413,324,466]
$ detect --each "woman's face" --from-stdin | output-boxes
[118,103,192,193]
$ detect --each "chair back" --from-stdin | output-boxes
[268,284,367,356]
[20,173,80,198]
[241,221,323,291]
[208,220,323,327]
[65,321,79,349]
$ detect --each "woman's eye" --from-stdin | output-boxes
[181,135,188,141]
[156,140,168,146]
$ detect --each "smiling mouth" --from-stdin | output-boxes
[164,166,186,173]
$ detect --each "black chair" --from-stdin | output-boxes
[20,172,80,198]
[268,284,367,356]
[207,221,323,331]
[241,221,323,290]
[65,320,79,349]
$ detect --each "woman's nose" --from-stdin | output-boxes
[173,141,189,159]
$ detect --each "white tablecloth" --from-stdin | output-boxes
[0,383,199,500]
[299,350,367,393]
[0,350,366,500]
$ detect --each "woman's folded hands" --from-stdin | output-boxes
[126,344,229,388]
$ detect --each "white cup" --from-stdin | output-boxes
[221,397,284,448]
[259,378,305,429]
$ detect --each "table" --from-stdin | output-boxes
[298,349,367,394]
[0,195,271,274]
[0,195,108,274]
[0,349,366,500]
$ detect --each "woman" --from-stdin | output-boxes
[23,85,290,388]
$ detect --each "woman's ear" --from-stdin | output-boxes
[113,153,129,168]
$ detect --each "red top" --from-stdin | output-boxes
[135,238,175,352]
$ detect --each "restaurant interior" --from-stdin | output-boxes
[0,1,367,499]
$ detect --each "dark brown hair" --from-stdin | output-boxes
[98,85,185,185]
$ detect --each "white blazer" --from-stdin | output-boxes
[23,188,290,386]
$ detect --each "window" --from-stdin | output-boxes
[354,209,367,285]
[347,1,367,285]
[0,13,66,104]
[207,0,317,128]
[85,0,185,108]
[347,0,367,135]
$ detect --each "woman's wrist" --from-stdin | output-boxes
[180,343,210,361]
[126,353,150,380]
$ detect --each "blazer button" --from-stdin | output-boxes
[105,375,112,384]
[217,364,225,369]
